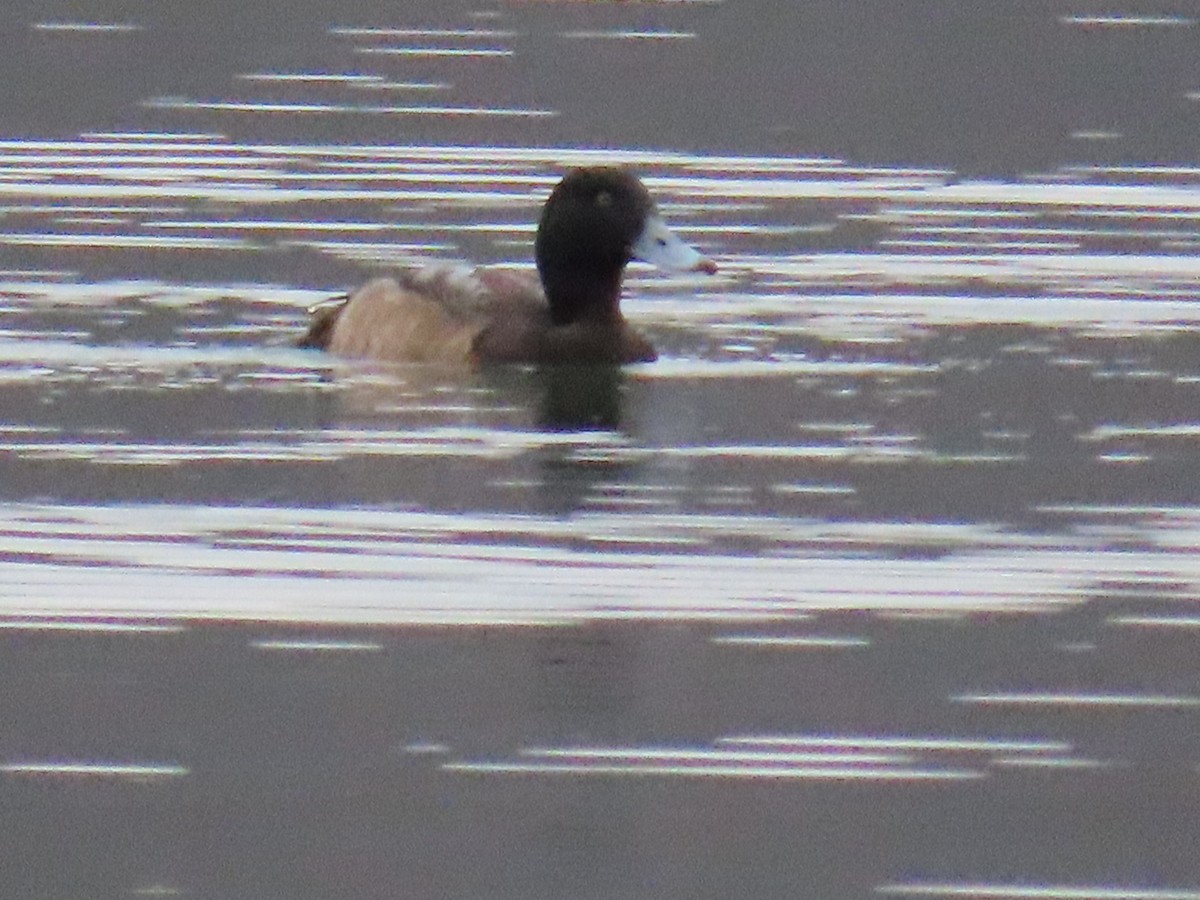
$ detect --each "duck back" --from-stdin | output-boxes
[301,267,545,365]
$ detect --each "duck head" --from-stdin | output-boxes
[535,167,717,326]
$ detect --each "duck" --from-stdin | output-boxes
[298,166,718,366]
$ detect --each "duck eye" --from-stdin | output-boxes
[656,237,668,247]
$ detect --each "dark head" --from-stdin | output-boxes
[534,167,717,326]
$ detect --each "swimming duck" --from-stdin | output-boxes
[299,166,718,365]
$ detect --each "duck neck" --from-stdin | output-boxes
[539,265,625,327]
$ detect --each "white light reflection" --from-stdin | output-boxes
[879,884,1200,900]
[0,233,252,250]
[1,761,188,778]
[144,98,555,118]
[1108,616,1200,629]
[444,744,982,781]
[3,502,1200,624]
[239,73,391,84]
[0,619,183,633]
[33,22,142,32]
[355,47,513,57]
[712,634,870,648]
[990,756,1111,770]
[1061,15,1195,27]
[720,735,1071,754]
[443,762,979,780]
[251,639,384,652]
[331,27,519,38]
[529,746,910,764]
[403,742,451,755]
[953,692,1200,708]
[560,30,696,40]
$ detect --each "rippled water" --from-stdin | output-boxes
[3,2,1200,899]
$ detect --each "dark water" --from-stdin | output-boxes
[3,2,1200,899]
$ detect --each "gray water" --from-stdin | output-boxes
[2,2,1200,899]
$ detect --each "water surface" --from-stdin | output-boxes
[3,2,1200,899]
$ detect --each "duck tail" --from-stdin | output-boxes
[297,294,350,349]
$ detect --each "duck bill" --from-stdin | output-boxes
[631,215,718,274]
